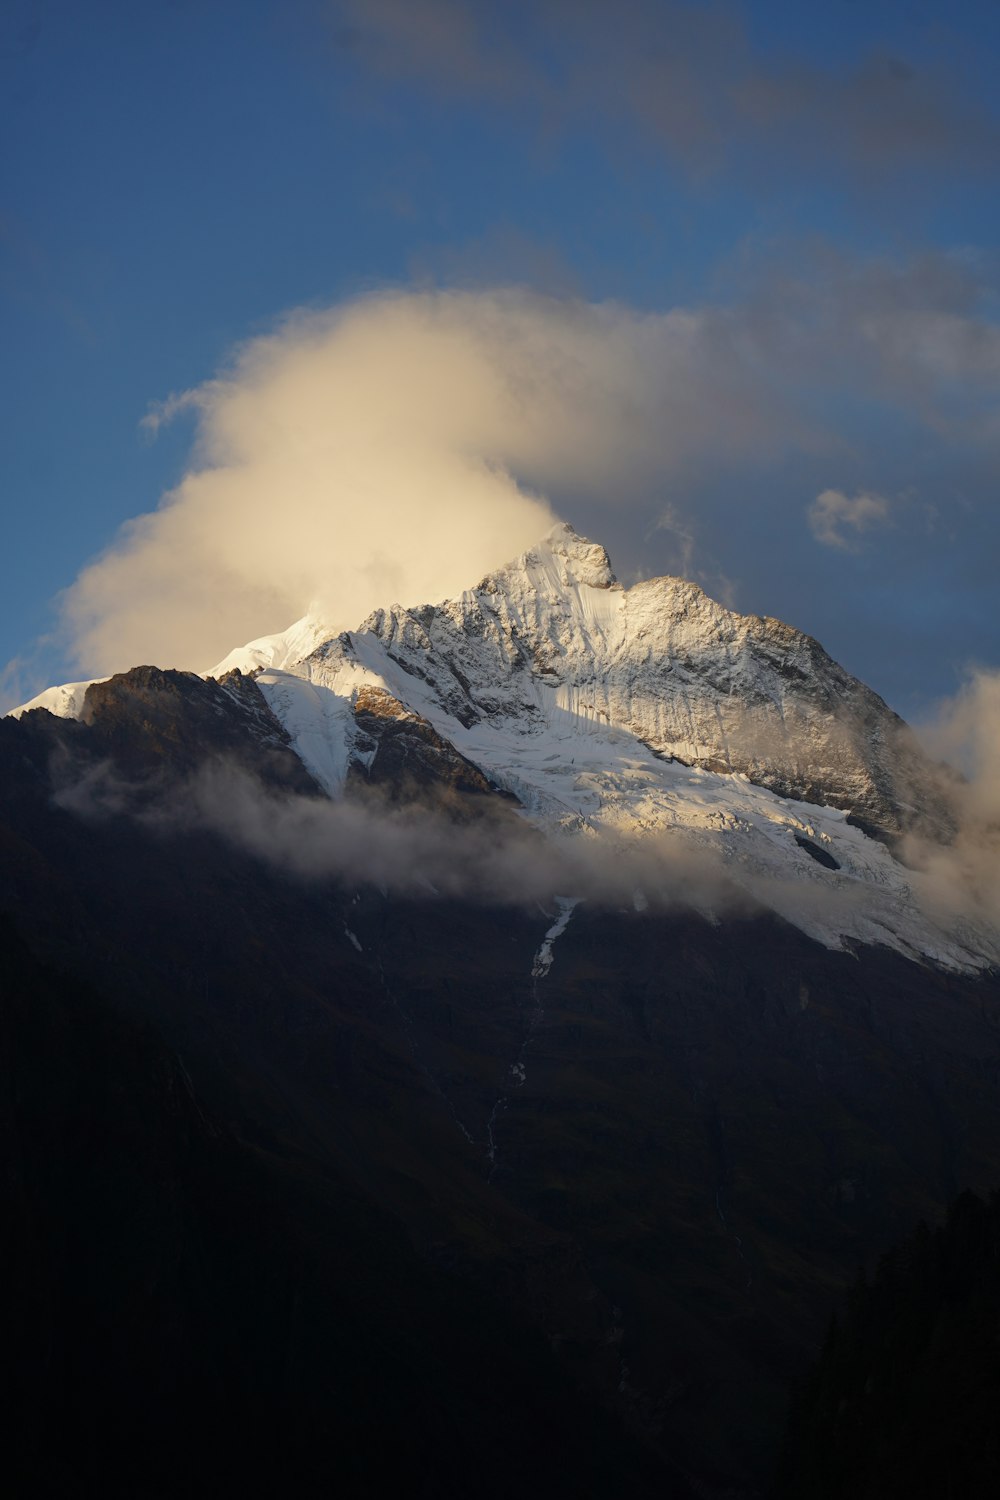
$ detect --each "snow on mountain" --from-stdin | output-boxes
[10,523,995,970]
[209,614,335,678]
[10,677,109,720]
[354,523,943,840]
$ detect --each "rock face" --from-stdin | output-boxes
[82,665,318,786]
[348,684,503,807]
[15,663,320,802]
[3,686,1000,1495]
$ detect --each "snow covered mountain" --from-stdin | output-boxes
[243,523,935,836]
[7,526,1000,1500]
[13,523,993,970]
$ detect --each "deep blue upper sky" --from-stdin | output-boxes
[3,0,999,718]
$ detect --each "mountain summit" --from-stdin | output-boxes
[212,522,939,832]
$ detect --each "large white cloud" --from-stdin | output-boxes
[61,287,802,676]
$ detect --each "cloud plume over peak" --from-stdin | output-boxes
[59,286,807,679]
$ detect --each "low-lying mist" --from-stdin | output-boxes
[47,750,922,956]
[54,756,752,917]
[49,667,1000,956]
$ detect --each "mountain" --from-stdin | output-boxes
[211,522,943,828]
[5,525,1000,1496]
[209,522,938,829]
[16,521,990,970]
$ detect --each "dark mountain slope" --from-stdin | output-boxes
[2,668,1000,1495]
[775,1189,1000,1499]
[1,918,674,1500]
[366,894,1000,1485]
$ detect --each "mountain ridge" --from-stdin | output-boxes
[10,522,992,970]
[9,524,937,839]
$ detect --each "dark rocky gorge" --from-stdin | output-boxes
[3,666,1000,1496]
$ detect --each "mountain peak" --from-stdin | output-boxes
[481,520,619,595]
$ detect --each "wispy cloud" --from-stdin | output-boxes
[138,388,203,440]
[808,489,891,551]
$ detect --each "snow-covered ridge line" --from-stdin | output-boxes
[9,678,109,721]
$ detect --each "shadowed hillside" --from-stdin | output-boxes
[775,1189,1000,1499]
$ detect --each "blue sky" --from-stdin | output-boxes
[3,0,1000,718]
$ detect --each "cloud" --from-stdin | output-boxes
[59,286,817,678]
[649,503,697,579]
[715,245,1000,419]
[906,670,1000,927]
[55,755,746,916]
[808,489,891,550]
[52,751,938,955]
[331,0,1000,186]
